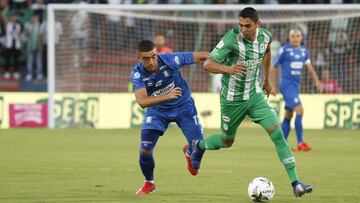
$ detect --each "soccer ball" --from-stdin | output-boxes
[247,177,275,202]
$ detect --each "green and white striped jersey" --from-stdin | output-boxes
[210,27,272,101]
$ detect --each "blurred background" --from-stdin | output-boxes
[0,1,359,129]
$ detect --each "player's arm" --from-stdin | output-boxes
[270,66,277,96]
[134,87,182,109]
[203,58,247,75]
[262,46,272,97]
[305,63,323,93]
[192,52,209,63]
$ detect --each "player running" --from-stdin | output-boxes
[271,29,323,152]
[189,7,313,197]
[131,40,209,195]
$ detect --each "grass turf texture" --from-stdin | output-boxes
[0,128,359,203]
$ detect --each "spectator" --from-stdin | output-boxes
[31,0,47,23]
[4,11,22,80]
[153,33,173,53]
[10,0,27,9]
[0,0,9,23]
[0,12,5,45]
[320,68,341,94]
[25,14,42,81]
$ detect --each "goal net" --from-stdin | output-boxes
[47,4,360,128]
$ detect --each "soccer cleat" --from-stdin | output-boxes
[297,142,312,151]
[183,145,198,176]
[292,180,313,197]
[135,181,156,196]
[190,140,204,170]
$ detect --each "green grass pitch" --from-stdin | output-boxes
[0,128,359,203]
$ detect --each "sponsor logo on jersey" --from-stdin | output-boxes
[174,56,180,65]
[163,70,170,78]
[146,116,152,123]
[155,80,163,87]
[291,70,302,75]
[237,58,262,68]
[290,61,304,69]
[222,115,231,122]
[216,40,224,49]
[133,72,140,79]
[223,123,228,131]
[143,77,150,82]
[151,81,175,97]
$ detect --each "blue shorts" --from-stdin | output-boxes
[141,97,204,144]
[280,86,302,111]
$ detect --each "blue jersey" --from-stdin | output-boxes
[273,44,311,91]
[131,52,194,109]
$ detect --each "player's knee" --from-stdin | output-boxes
[294,105,304,115]
[221,137,234,148]
[139,148,153,163]
[267,125,280,135]
[140,148,153,155]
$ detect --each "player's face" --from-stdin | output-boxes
[289,30,303,48]
[139,48,158,73]
[239,17,260,41]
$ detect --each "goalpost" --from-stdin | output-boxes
[47,4,360,128]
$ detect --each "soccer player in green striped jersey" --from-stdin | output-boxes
[189,7,313,197]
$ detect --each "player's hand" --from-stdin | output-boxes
[167,87,182,99]
[316,82,323,93]
[262,80,272,98]
[226,63,247,76]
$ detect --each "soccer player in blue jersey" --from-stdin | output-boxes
[131,40,209,195]
[271,29,323,151]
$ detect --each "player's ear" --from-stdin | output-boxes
[137,51,141,59]
[256,20,261,27]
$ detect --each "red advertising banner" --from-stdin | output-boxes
[9,103,48,127]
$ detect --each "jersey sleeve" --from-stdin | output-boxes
[304,49,311,65]
[130,68,145,91]
[209,30,233,63]
[163,52,194,69]
[273,46,285,68]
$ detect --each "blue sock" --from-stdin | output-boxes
[295,115,303,144]
[281,118,291,140]
[139,129,161,181]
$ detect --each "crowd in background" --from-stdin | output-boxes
[0,0,359,93]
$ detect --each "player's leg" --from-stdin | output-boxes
[136,129,162,195]
[294,104,312,151]
[248,93,312,197]
[190,100,246,172]
[136,110,168,195]
[282,109,293,140]
[280,88,302,151]
[197,99,246,151]
[176,100,204,175]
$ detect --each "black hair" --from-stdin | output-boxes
[238,7,259,22]
[138,40,155,52]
